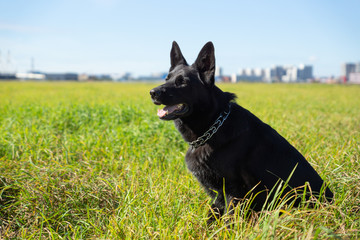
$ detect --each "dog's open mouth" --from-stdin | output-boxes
[157,103,189,120]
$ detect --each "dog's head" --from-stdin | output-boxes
[150,41,216,120]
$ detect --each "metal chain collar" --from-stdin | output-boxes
[189,103,232,148]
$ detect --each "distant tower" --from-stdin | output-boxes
[31,57,35,73]
[6,50,12,73]
[5,50,18,73]
[215,66,223,77]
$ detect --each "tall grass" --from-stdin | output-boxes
[0,82,359,239]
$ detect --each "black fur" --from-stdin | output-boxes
[150,41,333,222]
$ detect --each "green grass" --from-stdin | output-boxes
[0,82,359,239]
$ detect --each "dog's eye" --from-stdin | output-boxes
[175,76,186,87]
[165,74,172,81]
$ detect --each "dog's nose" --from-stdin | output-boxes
[150,89,160,98]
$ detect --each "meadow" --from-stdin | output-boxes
[0,81,359,239]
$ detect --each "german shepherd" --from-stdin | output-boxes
[150,41,333,222]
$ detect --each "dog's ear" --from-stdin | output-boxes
[170,41,188,71]
[194,41,215,86]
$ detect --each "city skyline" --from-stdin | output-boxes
[1,0,359,77]
[0,47,358,82]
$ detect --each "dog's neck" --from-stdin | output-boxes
[174,111,221,143]
[174,87,232,143]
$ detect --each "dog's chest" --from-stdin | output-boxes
[185,147,223,190]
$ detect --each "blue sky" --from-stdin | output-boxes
[0,0,359,77]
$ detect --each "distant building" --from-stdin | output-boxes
[342,63,356,82]
[267,64,313,82]
[263,65,286,82]
[16,72,45,80]
[231,73,237,83]
[297,64,313,82]
[273,66,287,82]
[236,65,291,83]
[349,72,360,84]
[342,62,360,83]
[138,72,167,81]
[45,73,78,81]
[235,68,264,82]
[86,74,113,81]
[78,74,89,81]
[0,73,16,80]
[115,72,133,81]
[355,62,360,73]
[220,76,231,83]
[282,66,298,82]
[254,68,264,77]
[215,67,223,77]
[215,67,232,82]
[264,68,272,82]
[245,68,254,76]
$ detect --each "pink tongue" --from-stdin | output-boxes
[157,105,179,117]
[157,108,167,117]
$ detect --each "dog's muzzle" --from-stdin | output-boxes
[150,88,164,105]
[150,87,189,120]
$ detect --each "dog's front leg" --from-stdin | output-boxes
[207,194,240,225]
[207,193,225,224]
[207,192,238,224]
[226,196,239,216]
[207,204,224,224]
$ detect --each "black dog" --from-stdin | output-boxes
[150,41,333,221]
